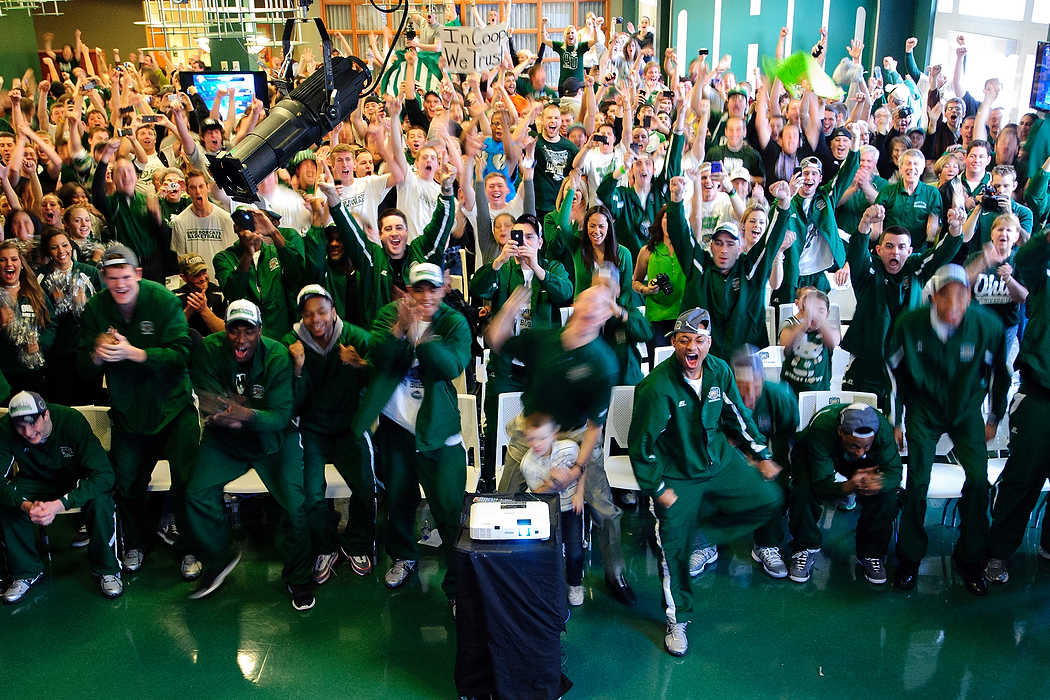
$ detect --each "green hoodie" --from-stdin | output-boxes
[629,352,771,497]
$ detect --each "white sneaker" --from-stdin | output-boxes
[384,559,416,589]
[180,554,203,581]
[752,546,789,579]
[3,573,42,604]
[313,551,339,585]
[568,585,584,606]
[122,548,144,572]
[664,621,688,656]
[99,573,123,599]
[688,545,719,577]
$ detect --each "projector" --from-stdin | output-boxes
[469,499,550,541]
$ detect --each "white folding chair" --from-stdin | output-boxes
[796,390,879,430]
[602,385,640,491]
[759,345,784,383]
[830,347,852,391]
[493,392,524,485]
[449,274,467,298]
[225,469,269,495]
[765,306,776,347]
[458,394,482,492]
[72,405,112,451]
[324,464,352,498]
[560,306,573,326]
[458,248,470,302]
[653,345,674,367]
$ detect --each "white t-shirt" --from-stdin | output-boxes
[692,193,736,245]
[521,439,580,512]
[382,323,462,445]
[259,185,312,236]
[583,146,626,206]
[338,174,393,232]
[797,198,834,276]
[396,171,442,243]
[170,205,237,277]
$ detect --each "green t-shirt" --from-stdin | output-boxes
[644,242,686,322]
[874,180,943,250]
[533,136,579,212]
[502,328,618,430]
[552,40,590,83]
[780,316,832,393]
[705,144,764,181]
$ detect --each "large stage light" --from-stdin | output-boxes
[208,55,371,202]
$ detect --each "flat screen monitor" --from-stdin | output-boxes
[1031,41,1050,112]
[177,70,268,117]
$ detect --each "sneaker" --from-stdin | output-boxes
[789,550,815,583]
[857,557,888,584]
[122,548,144,572]
[837,493,857,511]
[180,554,203,581]
[621,491,638,506]
[99,573,123,599]
[384,559,416,589]
[156,519,180,547]
[71,524,90,549]
[1040,547,1050,561]
[288,584,316,611]
[984,558,1009,584]
[568,585,584,606]
[688,545,719,577]
[348,554,373,577]
[2,573,42,605]
[313,551,339,585]
[751,546,789,579]
[188,552,242,600]
[664,621,688,657]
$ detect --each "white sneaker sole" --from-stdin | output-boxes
[189,552,242,600]
[751,550,789,579]
[688,551,719,578]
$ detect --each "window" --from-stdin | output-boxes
[956,0,1026,22]
[321,0,611,87]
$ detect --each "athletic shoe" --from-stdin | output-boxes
[348,554,373,577]
[180,554,203,581]
[122,548,144,572]
[568,585,584,606]
[2,573,42,605]
[189,552,241,600]
[71,524,90,549]
[688,545,719,577]
[751,546,789,579]
[313,551,339,585]
[384,559,416,589]
[984,558,1009,584]
[156,519,180,547]
[837,493,857,511]
[288,584,316,611]
[664,621,688,657]
[621,491,638,506]
[1039,547,1050,561]
[99,573,123,599]
[789,550,815,583]
[857,557,888,584]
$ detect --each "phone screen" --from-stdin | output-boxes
[710,161,722,175]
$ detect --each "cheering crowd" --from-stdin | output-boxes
[2,4,1050,659]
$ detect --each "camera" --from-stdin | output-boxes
[82,81,95,91]
[141,114,159,124]
[654,273,673,295]
[593,134,607,145]
[232,208,256,231]
[118,128,133,137]
[980,185,1001,212]
[166,181,181,192]
[613,16,623,23]
[406,22,417,42]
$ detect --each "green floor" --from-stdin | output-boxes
[5,500,1050,699]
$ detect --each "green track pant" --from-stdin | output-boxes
[897,404,988,566]
[375,416,466,598]
[988,388,1050,559]
[301,428,376,558]
[110,403,199,553]
[184,430,312,586]
[788,479,897,556]
[650,459,783,624]
[0,479,119,579]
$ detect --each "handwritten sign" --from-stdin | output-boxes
[440,22,508,73]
